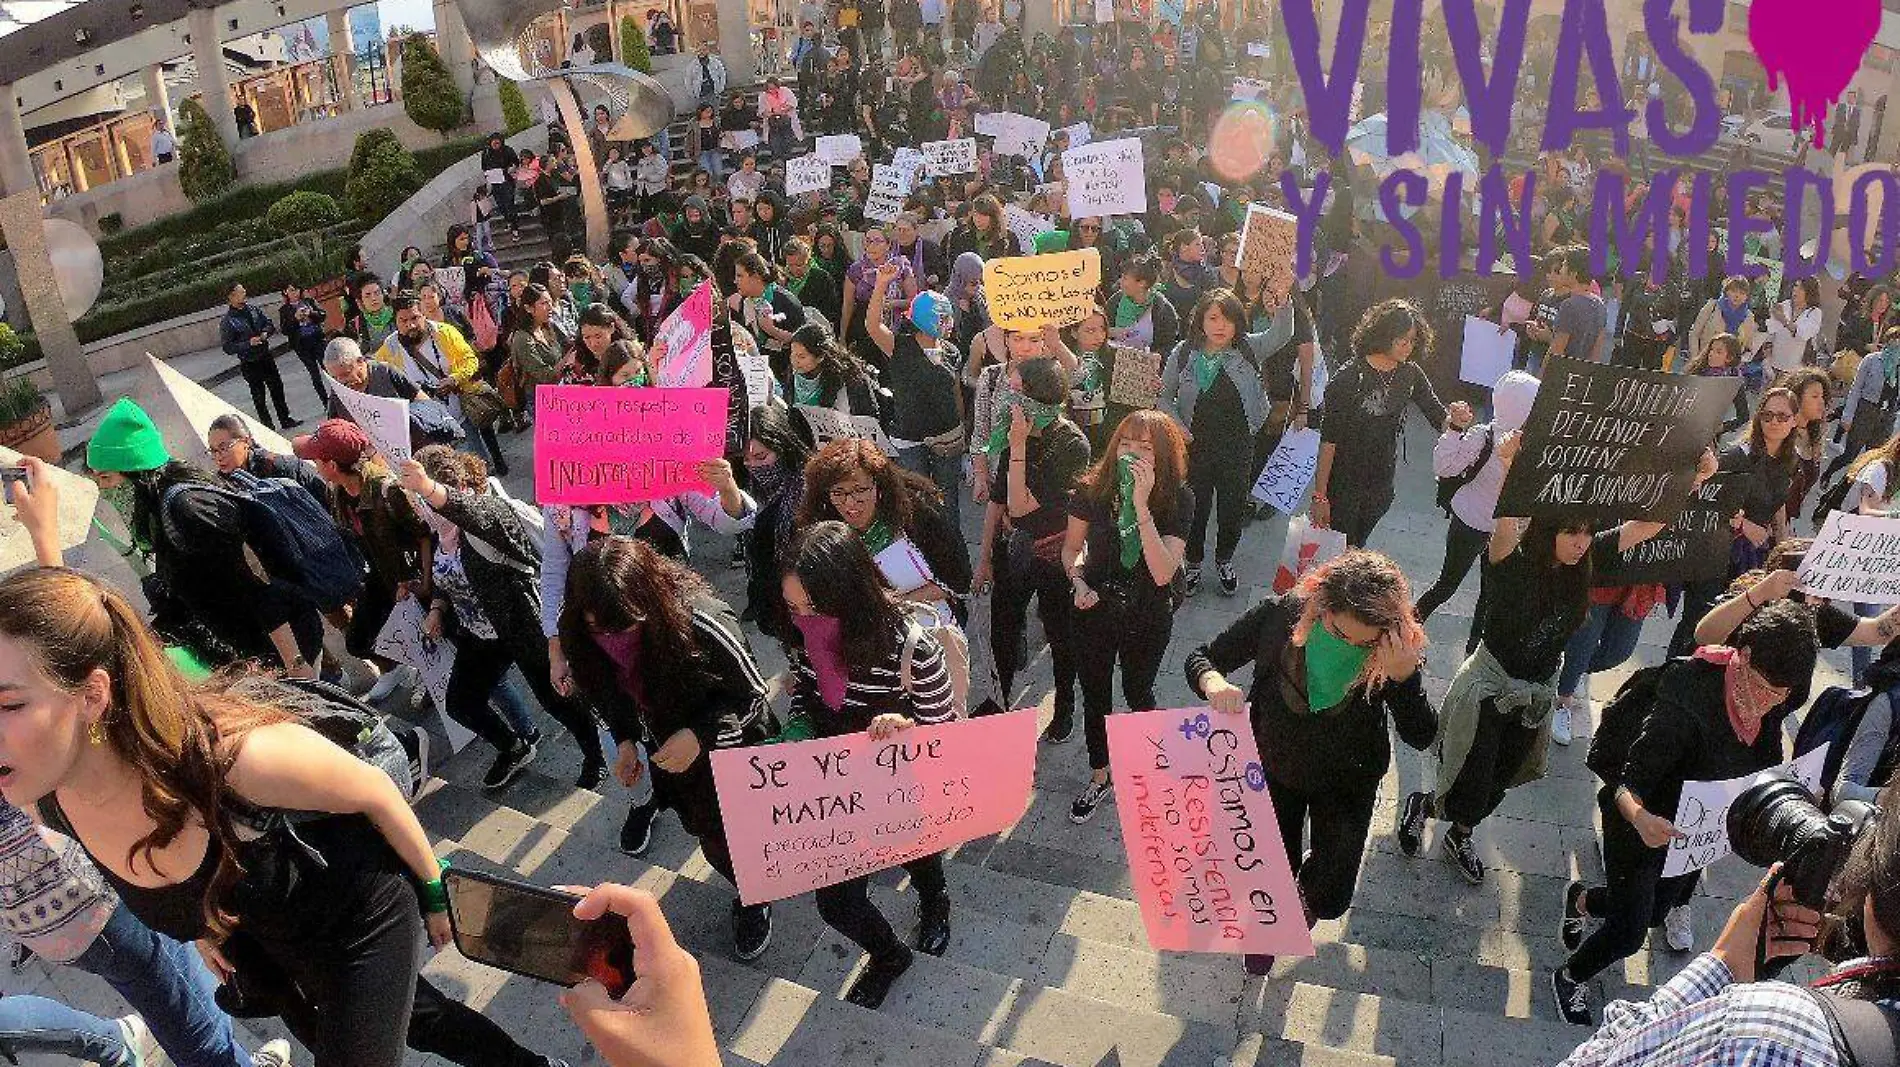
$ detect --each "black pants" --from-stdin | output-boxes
[649,746,764,921]
[443,634,533,753]
[1415,514,1489,621]
[1267,776,1377,922]
[1668,578,1725,659]
[408,978,549,1067]
[1074,593,1173,771]
[991,538,1078,717]
[1186,441,1252,566]
[344,581,399,663]
[1439,693,1541,829]
[1564,788,1702,981]
[815,853,947,963]
[292,339,329,400]
[240,357,294,428]
[1330,488,1394,549]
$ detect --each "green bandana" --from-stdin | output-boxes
[859,517,897,555]
[1192,350,1225,392]
[793,371,823,406]
[362,305,395,336]
[985,396,1063,456]
[1115,454,1142,569]
[1303,620,1371,712]
[1114,294,1147,329]
[785,269,811,296]
[1076,355,1104,394]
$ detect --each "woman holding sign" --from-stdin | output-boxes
[1185,550,1437,976]
[779,522,958,1007]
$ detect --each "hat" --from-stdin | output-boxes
[909,291,952,338]
[86,398,172,474]
[293,419,372,468]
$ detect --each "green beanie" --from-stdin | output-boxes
[86,398,171,474]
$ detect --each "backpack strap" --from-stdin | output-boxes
[1813,991,1900,1067]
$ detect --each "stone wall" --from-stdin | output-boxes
[358,125,546,285]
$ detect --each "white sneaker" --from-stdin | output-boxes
[1664,904,1694,952]
[1549,698,1576,746]
[112,1014,171,1067]
[363,664,415,703]
[250,1038,294,1067]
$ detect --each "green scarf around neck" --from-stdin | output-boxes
[1304,620,1370,712]
[985,396,1063,456]
[792,371,823,406]
[1115,454,1142,569]
[1191,349,1227,392]
[859,516,898,555]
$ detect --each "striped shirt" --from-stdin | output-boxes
[789,617,957,737]
[1559,954,1840,1067]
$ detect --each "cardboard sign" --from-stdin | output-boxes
[815,134,864,164]
[1108,348,1163,409]
[534,386,729,504]
[863,164,909,223]
[1002,205,1054,258]
[1611,472,1745,585]
[1249,428,1321,514]
[796,404,897,455]
[989,112,1051,160]
[921,138,979,177]
[786,153,832,196]
[1106,709,1316,957]
[982,248,1103,331]
[371,597,473,752]
[324,373,412,466]
[1663,746,1828,878]
[1458,315,1517,388]
[1799,512,1900,605]
[653,282,714,388]
[739,346,775,409]
[1055,122,1093,149]
[1236,205,1300,298]
[1063,138,1148,219]
[1493,358,1741,523]
[710,709,1038,904]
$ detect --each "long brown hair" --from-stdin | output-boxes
[0,567,290,940]
[1748,386,1800,467]
[1076,410,1188,530]
[1774,367,1831,457]
[557,537,714,707]
[796,438,942,533]
[1290,550,1426,697]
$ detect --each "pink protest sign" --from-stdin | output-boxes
[1105,708,1315,957]
[533,385,728,504]
[653,281,714,388]
[710,709,1038,905]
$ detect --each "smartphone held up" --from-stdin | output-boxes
[444,869,635,998]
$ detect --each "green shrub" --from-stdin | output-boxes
[499,79,532,136]
[176,98,236,202]
[348,127,406,175]
[344,130,423,220]
[0,328,41,372]
[266,190,346,234]
[76,242,352,343]
[0,375,45,424]
[0,324,25,368]
[400,34,467,134]
[98,213,124,235]
[621,16,652,73]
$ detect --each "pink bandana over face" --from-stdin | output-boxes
[792,614,848,710]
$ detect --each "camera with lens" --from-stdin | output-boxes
[1728,769,1876,910]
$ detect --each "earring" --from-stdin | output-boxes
[87,720,104,746]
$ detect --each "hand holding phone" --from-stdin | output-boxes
[444,869,634,997]
[560,883,721,1067]
[0,465,27,505]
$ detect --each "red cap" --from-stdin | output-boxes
[292,418,372,467]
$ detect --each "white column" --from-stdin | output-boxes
[189,6,241,147]
[717,0,750,91]
[433,0,476,96]
[142,63,175,132]
[327,8,364,111]
[0,86,37,199]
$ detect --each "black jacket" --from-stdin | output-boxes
[596,594,774,754]
[1619,658,1788,824]
[220,304,275,363]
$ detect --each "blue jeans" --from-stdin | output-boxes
[77,903,248,1067]
[1853,602,1881,683]
[0,995,136,1067]
[698,149,725,181]
[1558,602,1647,699]
[896,445,963,532]
[492,668,538,738]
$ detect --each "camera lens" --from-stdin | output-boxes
[1729,771,1875,908]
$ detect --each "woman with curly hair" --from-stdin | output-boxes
[798,438,971,618]
[785,322,886,421]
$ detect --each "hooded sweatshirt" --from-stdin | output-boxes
[1431,370,1539,534]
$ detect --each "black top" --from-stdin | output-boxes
[884,332,963,442]
[597,595,774,753]
[1619,658,1790,822]
[1481,529,1624,681]
[1255,299,1317,402]
[1719,442,1795,527]
[147,473,313,662]
[989,419,1092,540]
[1070,483,1194,605]
[1319,359,1449,497]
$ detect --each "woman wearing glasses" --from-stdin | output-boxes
[798,439,971,622]
[1184,550,1437,977]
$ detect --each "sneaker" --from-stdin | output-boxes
[250,1039,294,1067]
[363,664,415,704]
[732,901,773,961]
[1444,827,1485,885]
[619,800,659,856]
[1664,904,1694,953]
[113,1014,170,1067]
[1550,966,1594,1026]
[1243,953,1275,977]
[916,894,951,956]
[1561,880,1588,951]
[1040,713,1074,744]
[1550,697,1576,747]
[1070,777,1113,823]
[1397,791,1429,858]
[482,738,537,790]
[1217,560,1239,596]
[1183,565,1202,597]
[576,756,606,790]
[8,942,32,972]
[844,945,914,1009]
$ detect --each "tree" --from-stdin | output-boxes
[344,128,423,220]
[620,15,652,74]
[400,33,466,134]
[499,79,533,136]
[266,190,345,235]
[175,97,236,203]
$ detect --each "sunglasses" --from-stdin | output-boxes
[1759,409,1796,424]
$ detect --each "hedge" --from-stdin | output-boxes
[177,98,237,202]
[499,80,533,136]
[344,130,424,220]
[267,190,346,234]
[75,242,354,343]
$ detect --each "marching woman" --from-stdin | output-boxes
[841,227,920,368]
[779,522,958,1008]
[786,322,887,422]
[1186,550,1437,976]
[798,439,971,619]
[741,403,815,640]
[1061,410,1192,822]
[559,537,778,962]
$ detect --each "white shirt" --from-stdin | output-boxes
[151,128,176,156]
[1765,302,1822,374]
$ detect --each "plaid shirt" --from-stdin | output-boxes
[1559,955,1840,1067]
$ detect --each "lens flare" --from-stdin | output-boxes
[1207,102,1279,184]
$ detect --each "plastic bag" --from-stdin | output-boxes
[1272,515,1348,594]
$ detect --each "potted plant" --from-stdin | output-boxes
[0,375,58,462]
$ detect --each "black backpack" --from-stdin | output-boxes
[1586,659,1684,787]
[1815,457,1895,528]
[161,470,366,613]
[1435,426,1494,515]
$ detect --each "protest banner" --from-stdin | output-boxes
[815,134,864,164]
[863,164,908,223]
[1094,0,1113,21]
[1458,315,1517,388]
[1663,747,1828,878]
[535,386,729,504]
[1064,138,1147,219]
[786,153,832,196]
[1105,709,1316,957]
[710,710,1038,904]
[982,248,1103,331]
[434,266,467,313]
[796,404,897,455]
[893,147,928,185]
[323,372,412,466]
[1493,358,1740,523]
[653,281,714,388]
[1003,205,1054,256]
[372,598,472,752]
[1056,121,1093,148]
[1611,472,1744,584]
[1799,512,1900,605]
[921,138,978,176]
[1249,428,1321,514]
[990,112,1051,160]
[973,111,1005,137]
[1231,76,1270,101]
[1107,348,1163,409]
[1236,205,1300,298]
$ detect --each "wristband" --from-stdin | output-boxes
[417,858,450,914]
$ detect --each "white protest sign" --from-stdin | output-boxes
[372,597,474,752]
[324,373,412,466]
[874,536,935,593]
[1094,0,1113,21]
[785,153,833,196]
[1236,204,1300,297]
[1247,42,1270,57]
[973,111,1006,137]
[892,147,928,186]
[1064,138,1147,218]
[921,138,979,176]
[1003,204,1054,256]
[1800,512,1900,605]
[1232,77,1269,101]
[1249,428,1321,514]
[1056,121,1092,148]
[815,134,864,164]
[863,174,908,223]
[797,404,896,455]
[1309,349,1330,409]
[991,112,1051,160]
[739,346,775,409]
[434,266,468,313]
[1663,747,1829,878]
[1458,315,1517,388]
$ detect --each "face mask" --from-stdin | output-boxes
[747,463,788,499]
[792,613,849,710]
[1304,617,1371,712]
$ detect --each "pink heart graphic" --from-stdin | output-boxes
[1749,0,1882,148]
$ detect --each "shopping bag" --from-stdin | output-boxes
[1272,515,1348,594]
[961,588,1006,713]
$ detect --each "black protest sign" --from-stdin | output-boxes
[1494,358,1740,523]
[1607,472,1743,584]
